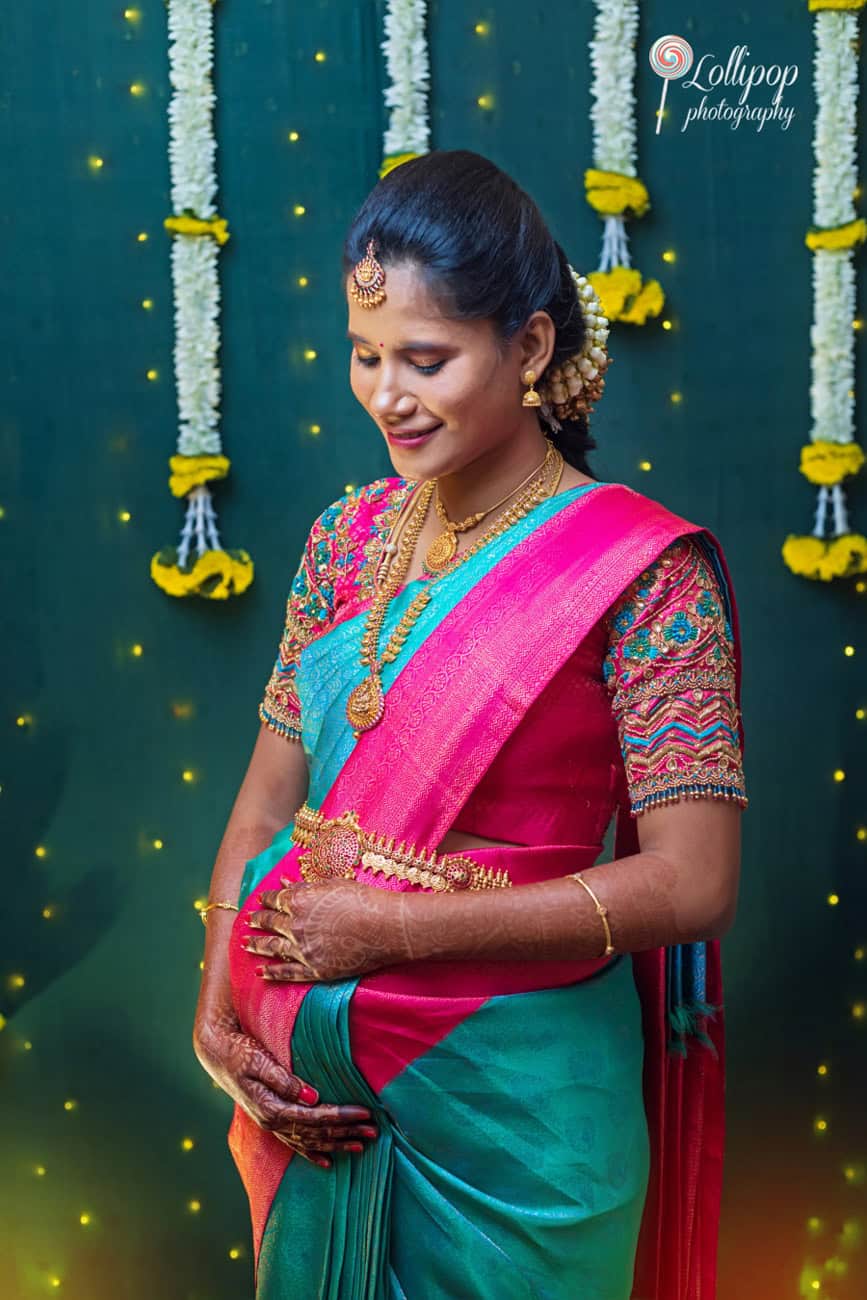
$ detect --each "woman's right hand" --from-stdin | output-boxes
[193,1009,379,1169]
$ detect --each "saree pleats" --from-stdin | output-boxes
[255,958,650,1300]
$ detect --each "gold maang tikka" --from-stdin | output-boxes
[350,238,387,308]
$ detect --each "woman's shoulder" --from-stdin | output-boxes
[303,475,413,609]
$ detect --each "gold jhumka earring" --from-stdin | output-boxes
[521,368,542,407]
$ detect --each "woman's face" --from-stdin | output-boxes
[346,260,549,479]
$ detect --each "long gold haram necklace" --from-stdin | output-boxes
[345,440,565,736]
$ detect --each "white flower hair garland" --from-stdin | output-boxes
[782,0,867,581]
[585,0,664,327]
[151,0,253,600]
[378,0,430,179]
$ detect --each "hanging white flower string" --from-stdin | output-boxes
[782,1,867,581]
[585,1,664,327]
[379,0,430,178]
[151,0,253,600]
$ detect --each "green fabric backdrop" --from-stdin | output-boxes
[1,3,865,1297]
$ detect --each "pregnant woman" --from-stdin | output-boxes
[193,150,748,1299]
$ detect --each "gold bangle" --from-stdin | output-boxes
[565,872,615,958]
[199,900,240,926]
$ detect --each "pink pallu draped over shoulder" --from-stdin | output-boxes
[229,481,744,1299]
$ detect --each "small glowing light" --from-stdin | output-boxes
[662,319,673,331]
[35,845,47,859]
[79,1213,91,1226]
[844,1163,866,1185]
[857,827,867,841]
[34,1164,46,1177]
[64,1099,78,1112]
[131,644,143,658]
[288,130,300,142]
[853,319,864,331]
[188,1199,202,1213]
[477,93,495,110]
[344,483,356,493]
[852,1002,865,1020]
[293,204,306,216]
[844,645,855,656]
[23,1040,32,1050]
[297,275,309,287]
[817,1062,829,1076]
[303,348,317,361]
[856,707,865,720]
[118,509,131,523]
[9,974,25,990]
[129,83,146,98]
[833,769,846,782]
[146,368,158,381]
[42,905,55,920]
[171,700,194,720]
[17,714,33,728]
[857,580,866,594]
[136,231,148,242]
[854,185,863,201]
[181,1137,195,1151]
[814,1116,828,1134]
[806,1216,823,1234]
[638,460,652,472]
[49,1278,61,1290]
[153,838,164,850]
[309,423,321,435]
[475,21,491,36]
[0,1014,6,1031]
[141,298,153,311]
[828,893,840,906]
[182,769,196,784]
[229,1247,243,1260]
[662,249,677,263]
[88,156,104,172]
[670,392,683,405]
[124,7,142,21]
[199,959,205,970]
[855,946,865,960]
[314,50,327,63]
[193,897,208,912]
[0,505,6,518]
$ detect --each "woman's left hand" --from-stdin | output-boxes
[243,877,405,983]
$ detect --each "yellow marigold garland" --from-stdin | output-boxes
[805,217,867,250]
[379,151,420,179]
[808,0,866,11]
[799,439,865,485]
[587,267,664,327]
[584,168,651,219]
[168,453,231,498]
[164,212,231,245]
[781,533,867,580]
[151,547,254,599]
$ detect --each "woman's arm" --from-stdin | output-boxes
[388,796,741,965]
[193,723,308,1042]
[248,795,740,980]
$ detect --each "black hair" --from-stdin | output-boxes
[341,149,598,478]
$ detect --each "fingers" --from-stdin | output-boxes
[245,931,308,964]
[248,1051,319,1106]
[260,960,323,982]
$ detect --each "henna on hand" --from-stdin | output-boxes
[244,878,404,982]
[193,1008,378,1168]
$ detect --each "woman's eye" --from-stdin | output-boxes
[353,352,444,376]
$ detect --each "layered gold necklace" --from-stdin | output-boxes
[345,439,565,736]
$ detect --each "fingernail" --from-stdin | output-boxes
[359,1126,378,1138]
[298,1084,319,1105]
[347,1143,363,1153]
[316,1157,330,1169]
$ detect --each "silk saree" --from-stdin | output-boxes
[227,475,748,1299]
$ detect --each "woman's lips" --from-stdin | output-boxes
[385,423,442,447]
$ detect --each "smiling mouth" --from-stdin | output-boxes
[387,423,442,439]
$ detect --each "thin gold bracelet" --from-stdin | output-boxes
[199,900,240,927]
[565,872,615,958]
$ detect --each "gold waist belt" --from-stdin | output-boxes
[290,803,512,892]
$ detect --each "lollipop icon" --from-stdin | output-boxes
[649,35,694,134]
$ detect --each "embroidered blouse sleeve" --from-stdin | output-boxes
[602,534,748,817]
[257,506,339,743]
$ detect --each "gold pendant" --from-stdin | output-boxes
[425,528,457,571]
[346,671,385,732]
